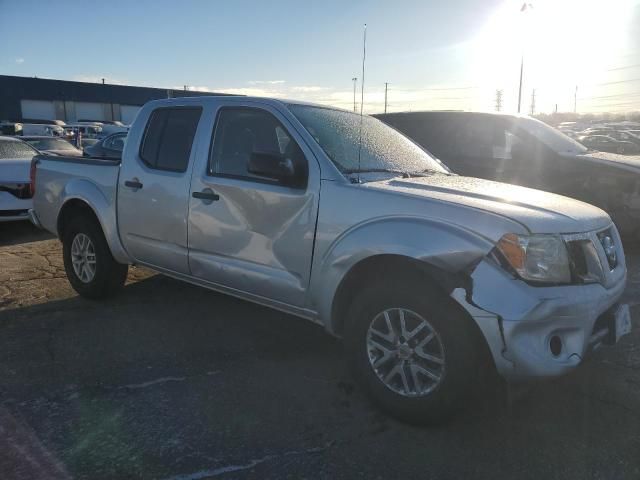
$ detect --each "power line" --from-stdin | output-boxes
[605,63,640,72]
[590,78,640,87]
[585,102,640,109]
[579,92,640,101]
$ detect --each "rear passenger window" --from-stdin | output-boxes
[140,107,202,172]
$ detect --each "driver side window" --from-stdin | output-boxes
[209,107,307,187]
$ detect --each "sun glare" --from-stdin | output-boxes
[473,0,637,113]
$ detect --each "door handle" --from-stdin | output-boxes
[192,189,220,202]
[124,179,143,189]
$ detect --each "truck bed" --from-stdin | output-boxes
[32,154,121,235]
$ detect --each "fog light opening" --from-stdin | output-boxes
[550,335,563,357]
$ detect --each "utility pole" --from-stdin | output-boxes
[352,77,358,112]
[102,78,105,85]
[517,2,532,114]
[555,103,558,113]
[384,82,389,114]
[517,56,524,113]
[530,88,536,116]
[495,89,503,112]
[184,85,188,91]
[574,85,578,113]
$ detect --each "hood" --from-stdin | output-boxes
[571,151,640,172]
[0,157,31,183]
[366,174,611,234]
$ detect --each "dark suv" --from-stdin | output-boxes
[375,111,640,241]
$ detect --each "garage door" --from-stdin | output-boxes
[75,102,105,121]
[21,100,56,120]
[120,105,141,125]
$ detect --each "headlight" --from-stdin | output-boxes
[496,233,571,284]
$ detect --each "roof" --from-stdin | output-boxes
[143,95,352,113]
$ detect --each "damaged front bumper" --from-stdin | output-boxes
[451,233,629,381]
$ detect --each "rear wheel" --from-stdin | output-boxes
[345,277,479,424]
[62,214,128,299]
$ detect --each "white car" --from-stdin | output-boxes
[0,136,37,222]
[21,123,65,137]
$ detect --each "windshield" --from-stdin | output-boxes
[516,116,588,155]
[0,139,38,159]
[289,104,448,175]
[24,138,77,151]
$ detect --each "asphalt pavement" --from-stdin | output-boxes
[1,223,639,479]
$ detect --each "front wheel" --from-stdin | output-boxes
[62,214,128,299]
[345,278,479,424]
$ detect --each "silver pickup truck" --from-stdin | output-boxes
[30,96,631,423]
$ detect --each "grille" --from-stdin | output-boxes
[597,229,618,270]
[564,226,623,287]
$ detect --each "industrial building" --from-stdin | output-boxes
[0,75,229,124]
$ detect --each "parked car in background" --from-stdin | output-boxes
[0,136,37,222]
[77,119,125,126]
[20,119,66,126]
[63,124,102,139]
[79,138,100,149]
[30,97,630,423]
[0,122,23,136]
[578,134,640,154]
[99,124,129,137]
[21,136,83,157]
[83,132,127,159]
[375,111,640,241]
[21,123,65,137]
[579,128,640,146]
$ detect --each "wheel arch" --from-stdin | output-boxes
[56,181,130,264]
[330,253,497,376]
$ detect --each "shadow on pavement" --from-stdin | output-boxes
[0,221,54,247]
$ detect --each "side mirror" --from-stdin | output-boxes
[248,152,295,182]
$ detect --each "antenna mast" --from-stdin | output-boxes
[356,23,367,184]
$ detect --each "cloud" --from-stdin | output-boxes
[214,87,288,98]
[15,58,24,64]
[291,86,329,93]
[247,80,286,85]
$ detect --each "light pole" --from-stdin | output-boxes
[517,56,524,113]
[384,82,389,113]
[352,77,358,112]
[517,2,533,113]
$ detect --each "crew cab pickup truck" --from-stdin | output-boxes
[30,96,631,423]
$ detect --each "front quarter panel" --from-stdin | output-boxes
[309,181,519,332]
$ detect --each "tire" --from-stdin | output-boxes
[62,213,128,299]
[344,277,479,425]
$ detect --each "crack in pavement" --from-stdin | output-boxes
[159,443,334,480]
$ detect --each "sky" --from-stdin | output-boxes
[1,0,639,114]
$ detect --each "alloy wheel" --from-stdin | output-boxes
[71,233,97,283]
[366,307,446,397]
